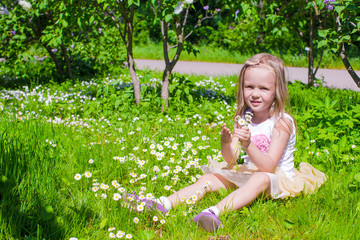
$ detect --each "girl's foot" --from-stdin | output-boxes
[194,209,222,232]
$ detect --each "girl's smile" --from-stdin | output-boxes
[243,67,276,122]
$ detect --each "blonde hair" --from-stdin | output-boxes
[235,53,288,121]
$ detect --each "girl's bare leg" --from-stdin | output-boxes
[215,172,271,214]
[167,173,236,208]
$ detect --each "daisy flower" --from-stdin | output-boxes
[133,217,139,224]
[84,171,92,178]
[113,193,121,201]
[74,174,81,180]
[116,231,125,238]
[153,216,158,222]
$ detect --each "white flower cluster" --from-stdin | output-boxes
[18,0,32,12]
[174,0,194,15]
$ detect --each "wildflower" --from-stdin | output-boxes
[74,174,81,180]
[101,194,107,199]
[352,145,356,149]
[133,217,139,224]
[160,219,166,224]
[125,234,133,239]
[116,231,125,238]
[84,171,92,178]
[164,185,172,190]
[18,0,32,12]
[0,6,9,15]
[113,193,121,201]
[153,216,158,222]
[88,159,94,164]
[137,205,144,212]
[92,186,99,192]
[203,5,209,11]
[108,227,116,231]
[310,139,316,143]
[109,232,116,238]
[324,0,335,10]
[118,187,125,193]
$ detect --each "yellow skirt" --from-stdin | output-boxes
[202,160,327,199]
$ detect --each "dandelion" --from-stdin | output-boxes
[133,217,139,224]
[74,173,81,180]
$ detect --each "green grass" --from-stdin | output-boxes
[0,71,359,239]
[134,42,360,70]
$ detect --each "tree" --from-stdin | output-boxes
[0,0,107,82]
[319,0,360,88]
[147,0,219,111]
[94,0,142,105]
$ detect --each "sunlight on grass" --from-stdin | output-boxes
[0,72,359,239]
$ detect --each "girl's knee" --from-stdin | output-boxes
[252,172,271,188]
[198,173,233,190]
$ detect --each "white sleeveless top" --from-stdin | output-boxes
[242,113,296,180]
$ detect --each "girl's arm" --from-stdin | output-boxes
[236,118,292,172]
[221,123,241,165]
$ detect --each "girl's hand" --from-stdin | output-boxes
[233,126,251,148]
[221,123,232,144]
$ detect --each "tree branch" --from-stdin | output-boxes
[340,43,360,88]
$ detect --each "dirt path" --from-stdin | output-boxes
[135,59,360,92]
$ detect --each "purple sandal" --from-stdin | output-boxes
[194,209,222,232]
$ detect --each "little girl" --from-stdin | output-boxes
[125,53,327,232]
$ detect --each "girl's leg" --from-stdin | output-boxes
[167,173,236,208]
[215,172,271,214]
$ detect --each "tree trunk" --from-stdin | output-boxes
[308,8,315,87]
[161,68,171,112]
[43,44,64,78]
[340,43,360,88]
[126,5,141,105]
[60,43,72,79]
[160,19,184,111]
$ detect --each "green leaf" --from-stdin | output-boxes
[318,29,329,38]
[284,218,295,229]
[164,14,172,23]
[99,218,108,229]
[354,173,360,182]
[317,40,328,48]
[218,187,227,197]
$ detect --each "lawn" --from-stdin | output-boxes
[0,69,359,239]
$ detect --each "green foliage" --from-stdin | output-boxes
[0,71,359,239]
[318,0,360,54]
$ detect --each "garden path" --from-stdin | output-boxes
[135,59,360,92]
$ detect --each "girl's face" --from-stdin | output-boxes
[243,67,276,120]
